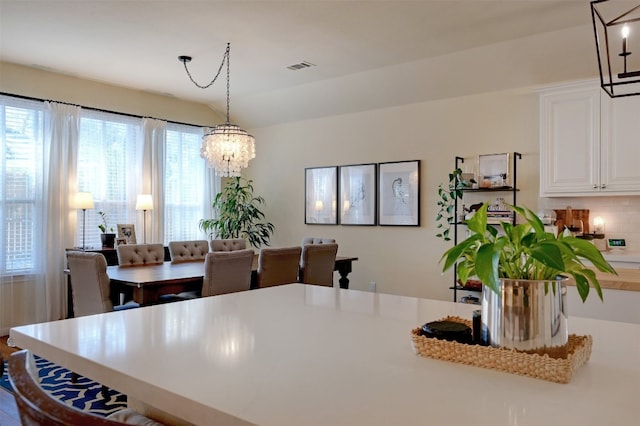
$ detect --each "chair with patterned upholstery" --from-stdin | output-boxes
[299,243,338,287]
[168,240,209,263]
[210,238,247,252]
[256,246,302,288]
[302,237,336,246]
[201,249,254,297]
[67,251,138,315]
[116,243,165,266]
[9,349,165,426]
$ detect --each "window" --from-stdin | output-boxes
[164,123,205,243]
[76,110,142,248]
[0,96,45,274]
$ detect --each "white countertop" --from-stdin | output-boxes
[602,251,640,263]
[9,284,640,426]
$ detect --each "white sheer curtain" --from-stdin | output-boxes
[141,118,166,244]
[43,102,81,322]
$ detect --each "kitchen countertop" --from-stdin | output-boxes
[567,267,640,292]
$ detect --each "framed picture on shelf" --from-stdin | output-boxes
[378,160,420,226]
[339,163,376,225]
[117,224,137,244]
[478,153,510,188]
[305,166,338,225]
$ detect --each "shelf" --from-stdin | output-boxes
[461,187,519,192]
[449,286,482,293]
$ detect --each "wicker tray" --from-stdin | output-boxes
[410,316,593,384]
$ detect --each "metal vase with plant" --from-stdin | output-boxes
[199,177,275,249]
[97,211,116,248]
[440,203,616,357]
[436,168,474,241]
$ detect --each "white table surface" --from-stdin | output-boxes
[9,284,640,426]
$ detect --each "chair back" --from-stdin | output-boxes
[299,243,338,287]
[168,240,209,263]
[202,249,254,297]
[116,243,164,266]
[257,246,302,288]
[302,237,336,246]
[8,349,130,425]
[67,251,113,316]
[210,238,247,252]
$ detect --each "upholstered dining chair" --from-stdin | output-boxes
[256,246,302,288]
[299,243,338,287]
[116,243,164,266]
[168,240,209,263]
[210,238,246,252]
[202,249,254,297]
[9,349,166,426]
[302,237,336,246]
[66,251,138,316]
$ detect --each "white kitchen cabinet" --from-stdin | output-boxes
[539,81,640,196]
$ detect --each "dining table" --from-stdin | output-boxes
[108,255,358,305]
[9,284,639,426]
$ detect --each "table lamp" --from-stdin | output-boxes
[72,192,94,250]
[136,194,153,243]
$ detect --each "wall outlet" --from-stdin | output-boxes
[369,281,376,292]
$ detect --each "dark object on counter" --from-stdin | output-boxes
[472,310,489,346]
[421,320,472,344]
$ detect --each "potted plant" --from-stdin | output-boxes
[199,177,275,249]
[97,211,116,248]
[436,168,474,241]
[440,203,617,357]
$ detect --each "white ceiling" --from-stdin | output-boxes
[0,1,598,127]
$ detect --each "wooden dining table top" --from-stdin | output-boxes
[107,255,358,287]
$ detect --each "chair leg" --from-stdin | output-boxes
[101,385,110,399]
[71,371,78,383]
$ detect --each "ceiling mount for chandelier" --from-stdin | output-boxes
[178,43,255,177]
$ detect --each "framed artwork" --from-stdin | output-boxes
[305,166,338,225]
[478,153,510,188]
[378,160,420,226]
[117,224,137,244]
[339,163,376,225]
[116,238,127,246]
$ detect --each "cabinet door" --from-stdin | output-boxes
[540,85,600,196]
[600,95,640,194]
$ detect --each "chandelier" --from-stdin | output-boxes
[591,0,640,97]
[178,43,255,177]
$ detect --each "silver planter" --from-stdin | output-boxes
[481,277,568,358]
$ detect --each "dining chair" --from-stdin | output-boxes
[168,240,209,263]
[302,237,336,245]
[202,249,254,297]
[66,251,139,316]
[256,246,302,288]
[116,243,165,266]
[299,243,338,287]
[210,238,246,252]
[8,349,166,426]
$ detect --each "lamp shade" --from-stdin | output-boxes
[72,192,94,209]
[135,194,153,211]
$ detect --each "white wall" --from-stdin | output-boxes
[248,87,541,301]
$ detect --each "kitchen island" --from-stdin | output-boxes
[10,284,640,426]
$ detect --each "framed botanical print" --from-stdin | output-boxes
[305,166,338,225]
[339,163,376,225]
[378,160,420,226]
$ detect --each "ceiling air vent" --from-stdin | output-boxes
[286,61,315,71]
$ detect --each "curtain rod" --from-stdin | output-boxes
[0,91,211,128]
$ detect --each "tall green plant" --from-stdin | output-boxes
[199,177,275,249]
[440,203,617,302]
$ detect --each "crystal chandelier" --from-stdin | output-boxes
[179,43,255,176]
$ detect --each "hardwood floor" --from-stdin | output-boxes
[1,335,21,425]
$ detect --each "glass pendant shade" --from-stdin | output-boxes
[201,123,256,177]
